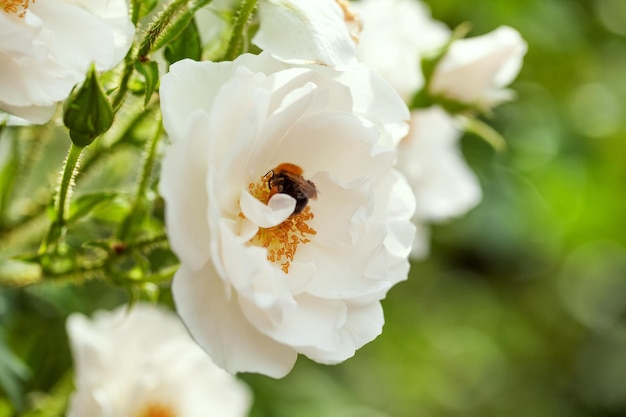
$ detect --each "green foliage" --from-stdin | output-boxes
[134,60,160,107]
[163,19,203,65]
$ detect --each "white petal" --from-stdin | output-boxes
[173,262,298,378]
[410,221,432,260]
[265,109,394,183]
[430,26,527,108]
[218,219,294,315]
[32,0,121,72]
[67,0,135,66]
[353,0,450,100]
[254,0,357,68]
[0,102,57,124]
[240,190,295,228]
[159,111,212,272]
[299,301,384,363]
[296,220,392,300]
[399,107,482,221]
[242,294,348,352]
[160,59,239,141]
[0,54,80,108]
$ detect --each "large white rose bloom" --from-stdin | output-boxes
[352,0,450,100]
[429,25,528,110]
[66,304,252,417]
[0,0,135,123]
[159,52,415,378]
[398,107,482,258]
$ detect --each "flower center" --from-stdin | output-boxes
[1,0,33,17]
[136,403,177,417]
[246,170,317,274]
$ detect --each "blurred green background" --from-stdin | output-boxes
[2,0,626,415]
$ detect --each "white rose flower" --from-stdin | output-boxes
[159,52,415,377]
[0,0,135,123]
[352,0,450,100]
[429,25,527,110]
[253,0,357,68]
[66,303,252,417]
[398,106,481,258]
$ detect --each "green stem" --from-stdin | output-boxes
[56,144,83,226]
[111,48,137,112]
[117,117,163,241]
[40,143,83,252]
[138,0,193,59]
[221,0,258,61]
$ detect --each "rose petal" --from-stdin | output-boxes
[173,262,298,378]
[240,190,296,228]
[253,0,357,68]
[298,301,384,363]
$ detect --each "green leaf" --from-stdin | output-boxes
[134,60,160,107]
[68,192,118,224]
[0,332,31,409]
[63,64,114,147]
[163,19,202,65]
[134,0,159,23]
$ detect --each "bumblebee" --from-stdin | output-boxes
[265,163,318,215]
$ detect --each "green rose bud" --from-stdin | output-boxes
[63,64,114,147]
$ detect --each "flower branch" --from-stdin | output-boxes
[221,0,258,61]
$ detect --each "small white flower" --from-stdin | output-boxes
[159,52,414,377]
[352,0,450,100]
[429,26,527,110]
[0,0,135,123]
[66,303,252,417]
[398,107,481,258]
[253,0,357,68]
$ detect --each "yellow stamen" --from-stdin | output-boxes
[136,403,177,417]
[1,0,33,18]
[336,0,362,43]
[246,176,317,274]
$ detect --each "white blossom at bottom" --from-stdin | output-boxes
[66,304,252,417]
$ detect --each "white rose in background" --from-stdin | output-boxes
[253,0,357,67]
[159,52,414,377]
[352,0,450,100]
[429,26,527,111]
[398,107,482,258]
[0,0,134,123]
[66,304,252,417]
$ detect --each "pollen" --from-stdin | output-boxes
[1,0,33,18]
[246,176,317,274]
[136,403,177,417]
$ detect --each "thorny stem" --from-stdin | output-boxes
[55,144,83,227]
[111,48,137,112]
[39,143,83,253]
[138,0,192,59]
[22,234,171,287]
[221,0,258,61]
